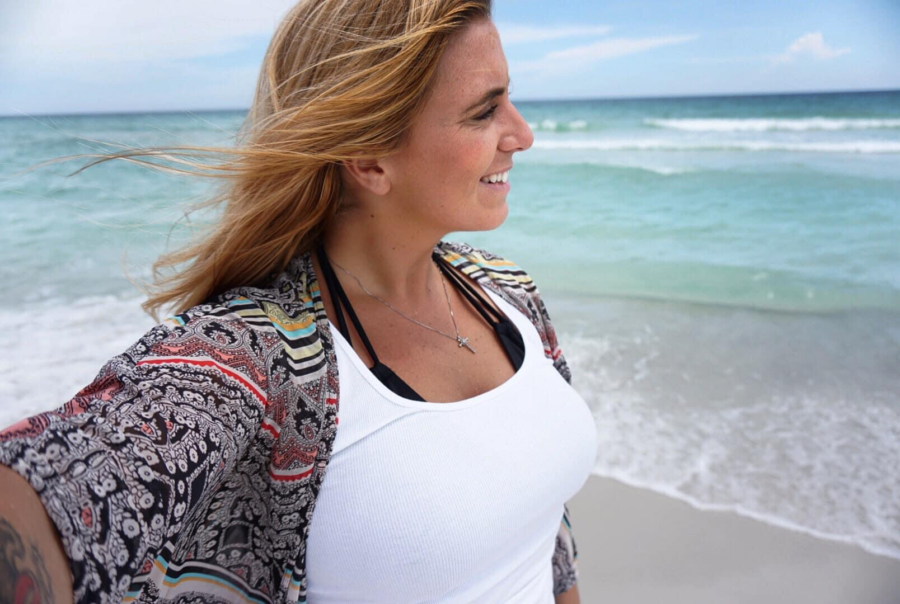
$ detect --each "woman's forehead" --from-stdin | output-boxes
[430,21,508,116]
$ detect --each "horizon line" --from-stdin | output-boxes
[2,86,898,119]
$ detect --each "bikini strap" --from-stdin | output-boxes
[315,243,381,365]
[433,253,504,326]
[434,253,525,371]
[315,244,349,338]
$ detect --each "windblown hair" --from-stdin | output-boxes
[64,0,492,319]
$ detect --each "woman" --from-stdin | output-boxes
[0,1,598,602]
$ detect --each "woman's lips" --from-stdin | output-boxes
[479,179,510,192]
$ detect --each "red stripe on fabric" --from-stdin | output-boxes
[137,358,267,407]
[268,466,314,482]
[543,346,562,360]
[260,422,279,438]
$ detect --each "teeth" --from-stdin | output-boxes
[481,170,509,184]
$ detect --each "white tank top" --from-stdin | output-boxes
[305,286,598,603]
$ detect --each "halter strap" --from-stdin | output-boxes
[315,242,381,365]
[433,253,505,326]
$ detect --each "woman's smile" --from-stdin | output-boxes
[479,167,512,193]
[478,178,511,193]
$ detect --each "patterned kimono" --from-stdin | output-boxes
[0,241,581,603]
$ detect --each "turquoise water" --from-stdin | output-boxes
[2,91,899,311]
[469,90,900,313]
[1,90,899,561]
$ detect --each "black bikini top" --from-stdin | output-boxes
[315,242,525,402]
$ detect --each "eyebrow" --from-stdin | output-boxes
[463,76,511,114]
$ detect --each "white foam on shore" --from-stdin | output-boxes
[646,117,900,132]
[556,312,900,564]
[0,295,156,429]
[533,139,900,153]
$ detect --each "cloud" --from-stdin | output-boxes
[0,0,299,114]
[0,0,297,70]
[496,24,612,45]
[774,32,850,64]
[512,34,698,76]
[681,55,765,65]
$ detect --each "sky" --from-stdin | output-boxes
[0,0,898,116]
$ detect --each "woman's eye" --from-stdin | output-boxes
[476,105,498,121]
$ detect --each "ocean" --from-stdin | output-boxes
[1,89,898,561]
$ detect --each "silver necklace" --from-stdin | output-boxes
[329,257,476,354]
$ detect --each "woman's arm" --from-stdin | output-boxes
[555,582,580,604]
[0,464,73,604]
[552,503,580,596]
[0,307,275,602]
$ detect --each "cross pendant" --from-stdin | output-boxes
[457,336,476,354]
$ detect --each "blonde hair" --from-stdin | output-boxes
[63,0,492,319]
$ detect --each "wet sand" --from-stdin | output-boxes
[567,475,900,604]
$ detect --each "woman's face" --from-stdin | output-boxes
[381,17,534,234]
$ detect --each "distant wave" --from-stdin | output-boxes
[533,139,900,153]
[633,165,694,175]
[645,117,900,132]
[527,119,589,132]
[584,162,696,176]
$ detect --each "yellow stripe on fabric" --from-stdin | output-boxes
[159,575,260,603]
[475,257,520,269]
[282,341,324,361]
[482,270,532,285]
[261,301,316,332]
[439,250,519,272]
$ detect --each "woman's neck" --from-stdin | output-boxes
[319,208,448,309]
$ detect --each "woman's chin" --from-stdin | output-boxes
[466,202,509,232]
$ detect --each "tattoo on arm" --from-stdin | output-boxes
[0,518,55,604]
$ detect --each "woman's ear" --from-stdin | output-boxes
[341,157,392,197]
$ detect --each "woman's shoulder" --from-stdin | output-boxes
[195,253,330,384]
[158,294,282,360]
[437,240,572,384]
[435,240,538,293]
[434,240,549,324]
[187,251,320,337]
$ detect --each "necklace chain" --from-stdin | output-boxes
[329,256,477,354]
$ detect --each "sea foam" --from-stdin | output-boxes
[646,117,900,132]
[533,139,900,153]
[0,295,156,429]
[553,297,900,563]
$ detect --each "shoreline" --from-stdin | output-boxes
[594,474,900,561]
[568,475,900,604]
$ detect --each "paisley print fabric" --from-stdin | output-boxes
[0,241,581,603]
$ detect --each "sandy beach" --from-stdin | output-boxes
[568,475,900,604]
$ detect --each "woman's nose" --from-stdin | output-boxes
[503,102,534,153]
